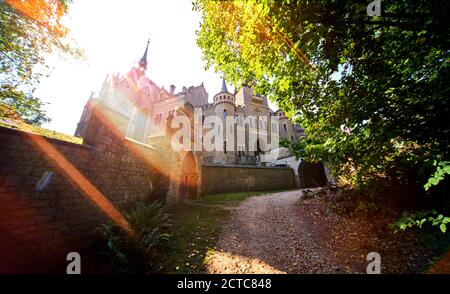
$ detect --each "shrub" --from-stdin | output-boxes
[97,200,171,273]
[391,210,450,234]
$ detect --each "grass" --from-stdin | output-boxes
[0,118,83,144]
[163,188,294,273]
[199,188,296,203]
[163,203,229,273]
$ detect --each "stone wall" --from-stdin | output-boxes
[201,164,296,195]
[272,154,301,187]
[0,103,172,273]
[0,99,298,273]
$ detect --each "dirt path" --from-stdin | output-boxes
[206,188,433,274]
[206,189,334,274]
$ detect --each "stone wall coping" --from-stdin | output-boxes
[0,125,93,150]
[124,136,156,150]
[147,134,166,139]
[275,155,297,160]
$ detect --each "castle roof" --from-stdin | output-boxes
[138,39,150,70]
[221,78,228,93]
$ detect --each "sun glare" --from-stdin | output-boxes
[35,0,228,136]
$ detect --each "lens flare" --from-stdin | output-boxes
[5,0,67,36]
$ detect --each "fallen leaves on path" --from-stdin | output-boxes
[206,189,433,274]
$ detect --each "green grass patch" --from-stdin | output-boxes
[163,203,229,273]
[163,188,296,273]
[0,118,83,144]
[199,188,296,203]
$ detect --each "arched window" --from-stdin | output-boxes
[223,109,227,118]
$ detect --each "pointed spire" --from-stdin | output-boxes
[221,78,228,93]
[138,38,150,70]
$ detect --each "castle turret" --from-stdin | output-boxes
[138,38,150,71]
[213,79,236,118]
[276,110,297,142]
[212,79,236,163]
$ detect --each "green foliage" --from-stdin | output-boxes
[162,203,228,273]
[0,1,83,125]
[424,160,450,191]
[391,210,450,233]
[194,0,449,191]
[97,200,171,273]
[0,84,49,125]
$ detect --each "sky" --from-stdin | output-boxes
[35,0,279,135]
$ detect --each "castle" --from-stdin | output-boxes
[75,41,303,165]
[0,42,323,272]
[0,42,320,273]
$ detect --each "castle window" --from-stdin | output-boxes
[224,141,227,154]
[155,113,162,124]
[283,123,287,132]
[223,109,227,118]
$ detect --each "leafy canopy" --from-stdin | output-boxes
[0,0,82,125]
[194,0,449,190]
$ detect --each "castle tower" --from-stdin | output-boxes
[138,38,150,73]
[75,40,158,144]
[276,110,297,142]
[213,79,236,163]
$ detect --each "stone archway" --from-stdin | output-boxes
[298,161,328,188]
[165,100,203,203]
[179,152,199,199]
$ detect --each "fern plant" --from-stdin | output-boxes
[97,200,171,273]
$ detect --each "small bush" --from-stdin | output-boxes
[97,200,171,273]
[391,210,450,234]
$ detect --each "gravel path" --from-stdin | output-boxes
[206,189,337,274]
[206,188,434,274]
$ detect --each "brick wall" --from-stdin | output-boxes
[0,100,297,273]
[0,104,172,273]
[201,164,296,195]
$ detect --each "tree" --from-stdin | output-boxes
[194,0,449,191]
[0,0,82,125]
